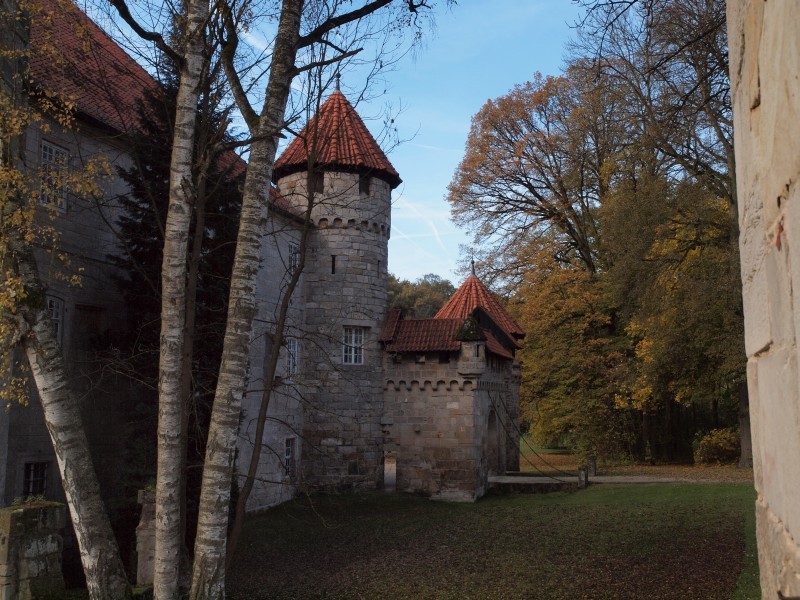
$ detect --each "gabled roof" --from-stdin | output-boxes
[30,0,159,135]
[274,90,402,189]
[382,317,463,353]
[434,275,525,341]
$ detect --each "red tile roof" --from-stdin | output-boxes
[483,329,514,360]
[30,0,159,135]
[274,91,402,189]
[434,275,525,340]
[382,318,463,353]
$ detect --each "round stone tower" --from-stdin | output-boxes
[273,89,401,489]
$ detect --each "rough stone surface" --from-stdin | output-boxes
[728,1,800,596]
[135,489,155,587]
[0,503,66,600]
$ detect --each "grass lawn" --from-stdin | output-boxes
[228,483,759,600]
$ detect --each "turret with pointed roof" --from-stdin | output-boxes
[274,90,401,189]
[273,87,397,490]
[435,275,525,341]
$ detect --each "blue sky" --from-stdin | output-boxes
[367,1,584,283]
[96,0,583,284]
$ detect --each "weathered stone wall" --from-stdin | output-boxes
[3,117,139,509]
[237,213,306,511]
[728,2,800,596]
[277,171,390,490]
[0,503,66,600]
[383,341,517,501]
[383,355,481,502]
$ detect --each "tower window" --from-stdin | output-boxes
[343,326,366,365]
[311,171,324,194]
[359,175,371,195]
[331,255,336,274]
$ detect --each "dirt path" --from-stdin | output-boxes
[519,448,754,484]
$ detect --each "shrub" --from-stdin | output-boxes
[694,428,740,464]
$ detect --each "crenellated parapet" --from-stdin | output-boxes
[316,217,390,238]
[384,378,474,392]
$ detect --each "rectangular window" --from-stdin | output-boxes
[359,175,370,195]
[331,255,336,275]
[343,326,365,365]
[47,296,64,346]
[23,462,48,497]
[284,438,296,479]
[40,141,68,211]
[311,171,324,194]
[285,337,298,377]
[288,243,299,276]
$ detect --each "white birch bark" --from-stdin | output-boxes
[189,1,305,597]
[13,246,130,599]
[153,0,208,596]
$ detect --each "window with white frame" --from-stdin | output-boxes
[342,326,366,365]
[284,438,296,479]
[288,243,299,276]
[40,141,68,211]
[47,296,64,346]
[23,462,49,497]
[285,337,299,377]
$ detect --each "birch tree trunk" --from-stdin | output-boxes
[12,246,131,599]
[189,1,304,596]
[154,0,208,596]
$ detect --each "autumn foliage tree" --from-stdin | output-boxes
[451,0,745,464]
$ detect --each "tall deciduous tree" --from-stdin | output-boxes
[448,65,626,277]
[388,273,456,318]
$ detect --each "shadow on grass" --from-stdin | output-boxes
[228,484,758,600]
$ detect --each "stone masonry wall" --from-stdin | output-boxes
[238,214,305,512]
[278,171,390,490]
[728,2,800,596]
[0,503,66,600]
[383,341,517,502]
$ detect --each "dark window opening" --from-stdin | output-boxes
[331,255,336,274]
[23,462,48,497]
[439,352,450,364]
[359,175,371,195]
[312,171,324,194]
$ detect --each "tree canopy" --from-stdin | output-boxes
[454,0,745,463]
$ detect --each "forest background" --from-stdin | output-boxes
[394,0,747,468]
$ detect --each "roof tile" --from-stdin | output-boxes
[274,91,401,188]
[30,0,159,134]
[434,275,525,340]
[383,318,462,353]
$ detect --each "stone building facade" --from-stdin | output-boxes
[238,91,524,509]
[728,2,800,596]
[1,1,524,517]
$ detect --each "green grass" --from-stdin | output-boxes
[228,484,759,600]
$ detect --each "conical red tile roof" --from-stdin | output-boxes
[434,275,525,340]
[274,91,401,189]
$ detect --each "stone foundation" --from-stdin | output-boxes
[0,503,66,600]
[756,498,800,598]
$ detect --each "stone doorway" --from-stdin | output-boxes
[383,450,397,492]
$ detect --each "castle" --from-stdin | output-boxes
[0,0,523,516]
